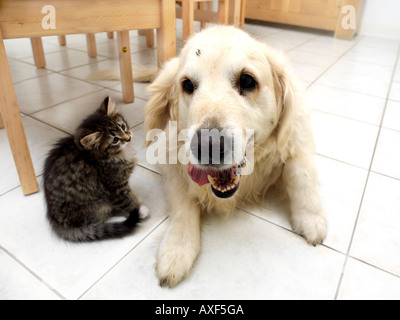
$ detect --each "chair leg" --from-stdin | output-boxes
[58,35,66,46]
[117,31,134,103]
[240,0,246,29]
[182,0,194,44]
[218,0,229,24]
[199,2,208,30]
[86,33,97,58]
[30,37,46,69]
[232,0,241,27]
[145,29,155,48]
[1,32,39,195]
[157,0,177,66]
[0,110,4,129]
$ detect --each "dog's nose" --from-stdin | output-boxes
[190,128,233,166]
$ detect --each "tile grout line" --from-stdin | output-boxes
[317,152,400,183]
[313,108,382,128]
[28,94,148,135]
[24,113,72,136]
[0,245,66,300]
[286,34,321,52]
[350,256,400,280]
[76,216,169,300]
[307,35,364,89]
[333,41,400,300]
[3,27,399,300]
[240,207,345,256]
[136,164,161,176]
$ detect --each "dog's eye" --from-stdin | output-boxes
[182,79,195,94]
[239,74,257,92]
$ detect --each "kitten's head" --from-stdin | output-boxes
[75,96,132,160]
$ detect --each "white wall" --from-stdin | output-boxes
[359,0,400,40]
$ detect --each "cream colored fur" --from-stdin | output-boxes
[144,26,327,288]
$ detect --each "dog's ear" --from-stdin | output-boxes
[265,48,297,151]
[144,58,179,147]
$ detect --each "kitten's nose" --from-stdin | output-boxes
[125,132,132,142]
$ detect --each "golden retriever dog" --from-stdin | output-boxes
[144,26,327,288]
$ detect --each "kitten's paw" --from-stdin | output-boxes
[139,205,150,220]
[291,212,327,246]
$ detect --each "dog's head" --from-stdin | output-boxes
[145,26,296,199]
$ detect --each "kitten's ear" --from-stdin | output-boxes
[99,96,116,116]
[80,132,101,149]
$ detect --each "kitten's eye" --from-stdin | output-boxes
[120,123,126,130]
[112,137,120,144]
[182,79,195,94]
[239,74,257,93]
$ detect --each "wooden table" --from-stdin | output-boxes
[245,0,364,40]
[0,0,176,195]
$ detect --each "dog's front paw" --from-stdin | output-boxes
[291,212,327,246]
[156,245,198,288]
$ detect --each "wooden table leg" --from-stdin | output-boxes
[117,31,134,103]
[334,0,364,40]
[30,37,46,68]
[58,35,66,46]
[157,0,177,67]
[0,31,39,195]
[86,33,97,58]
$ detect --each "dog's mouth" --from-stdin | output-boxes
[187,161,246,199]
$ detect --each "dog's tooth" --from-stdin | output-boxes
[208,175,219,188]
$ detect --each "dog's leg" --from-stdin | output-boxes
[156,190,201,287]
[283,155,327,245]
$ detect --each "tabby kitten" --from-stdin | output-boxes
[44,96,149,242]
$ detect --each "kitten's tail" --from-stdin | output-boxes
[87,64,158,82]
[48,209,141,242]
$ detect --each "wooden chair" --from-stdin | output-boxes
[29,33,97,69]
[30,30,155,69]
[0,0,176,195]
[176,0,246,44]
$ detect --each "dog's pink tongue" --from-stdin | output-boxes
[187,164,211,186]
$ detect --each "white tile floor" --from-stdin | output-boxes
[1,22,400,300]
